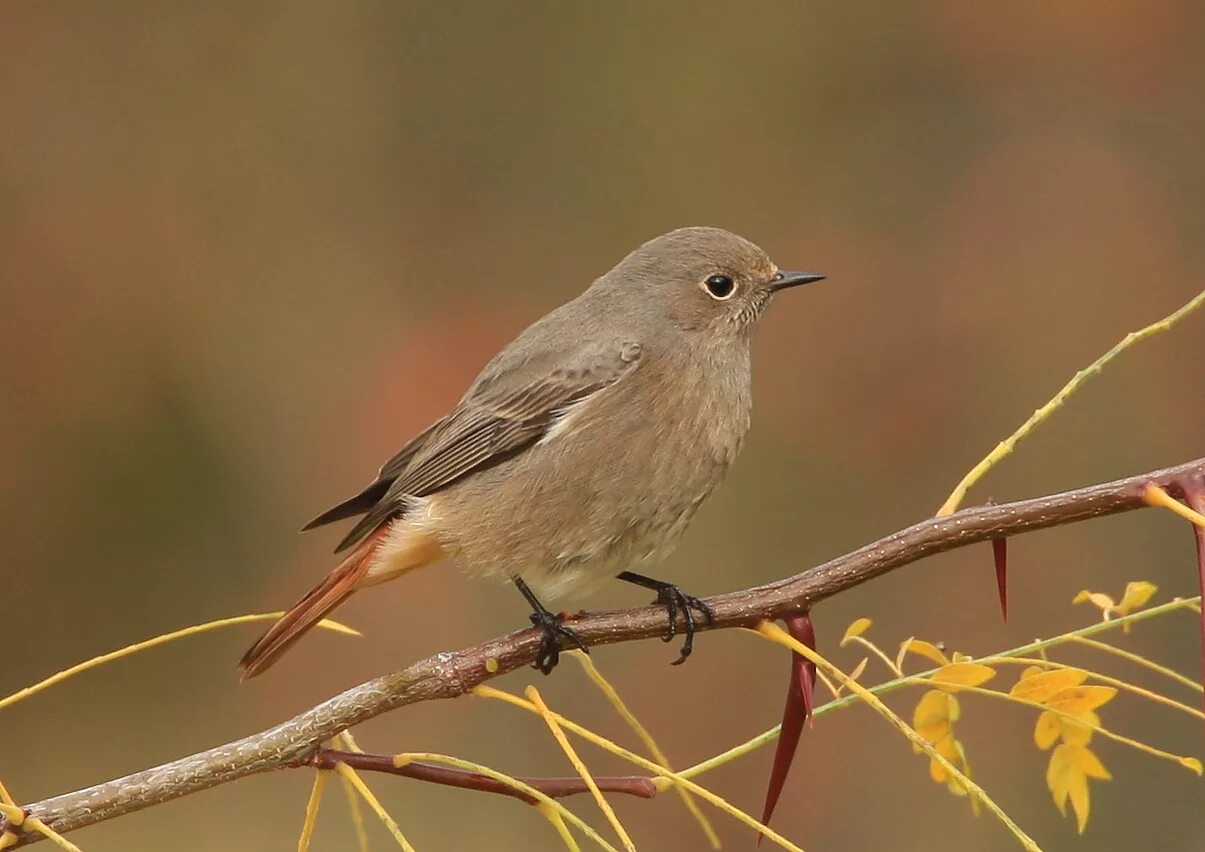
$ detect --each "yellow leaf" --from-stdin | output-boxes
[841,618,873,645]
[946,773,969,797]
[1018,665,1045,681]
[930,663,996,692]
[1059,711,1100,747]
[1047,686,1117,715]
[1048,744,1107,833]
[1072,590,1115,611]
[899,639,949,668]
[913,690,953,727]
[1115,581,1158,614]
[913,690,955,743]
[1010,668,1089,703]
[1034,711,1060,750]
[1181,757,1204,775]
[914,721,950,744]
[895,636,914,673]
[847,657,869,683]
[1068,763,1090,833]
[928,734,968,792]
[1068,745,1111,781]
[954,741,980,815]
[934,732,961,761]
[1046,748,1070,815]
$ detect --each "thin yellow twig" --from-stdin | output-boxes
[338,730,366,753]
[0,800,19,852]
[297,770,329,852]
[813,668,842,698]
[473,685,805,852]
[982,656,1205,720]
[754,622,1042,852]
[677,597,1201,782]
[537,801,583,852]
[1143,484,1205,528]
[338,767,370,851]
[0,613,360,712]
[333,733,371,852]
[1066,636,1203,693]
[567,651,719,849]
[937,288,1205,515]
[526,686,635,852]
[395,753,619,852]
[845,635,904,677]
[335,763,416,851]
[949,683,1202,773]
[27,818,83,852]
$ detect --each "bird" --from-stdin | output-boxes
[239,226,825,679]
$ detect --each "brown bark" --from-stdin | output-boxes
[6,457,1204,847]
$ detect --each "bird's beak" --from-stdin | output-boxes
[768,270,827,292]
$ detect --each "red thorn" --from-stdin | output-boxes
[759,613,817,844]
[1181,478,1205,721]
[992,537,1008,622]
[794,615,818,728]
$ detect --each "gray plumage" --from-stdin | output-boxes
[242,226,823,678]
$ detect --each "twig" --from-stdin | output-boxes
[306,750,658,804]
[6,456,1204,847]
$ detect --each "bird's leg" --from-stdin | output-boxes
[616,571,715,665]
[513,576,588,675]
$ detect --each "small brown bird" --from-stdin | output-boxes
[239,227,824,679]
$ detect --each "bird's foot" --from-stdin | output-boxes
[652,583,714,665]
[512,575,589,674]
[617,571,714,665]
[528,608,588,675]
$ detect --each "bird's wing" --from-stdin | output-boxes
[329,339,643,552]
[300,417,446,532]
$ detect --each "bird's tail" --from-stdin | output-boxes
[239,527,388,680]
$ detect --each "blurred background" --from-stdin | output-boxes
[2,2,1203,850]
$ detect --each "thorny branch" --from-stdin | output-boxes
[5,456,1204,846]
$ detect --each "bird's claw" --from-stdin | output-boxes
[651,585,714,665]
[528,609,588,675]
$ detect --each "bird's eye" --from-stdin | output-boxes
[703,274,735,300]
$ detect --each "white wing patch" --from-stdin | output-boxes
[537,390,605,446]
[537,341,640,447]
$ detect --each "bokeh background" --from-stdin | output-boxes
[2,3,1203,850]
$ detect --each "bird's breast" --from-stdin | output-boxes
[430,342,755,595]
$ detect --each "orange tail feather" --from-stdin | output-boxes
[239,528,387,680]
